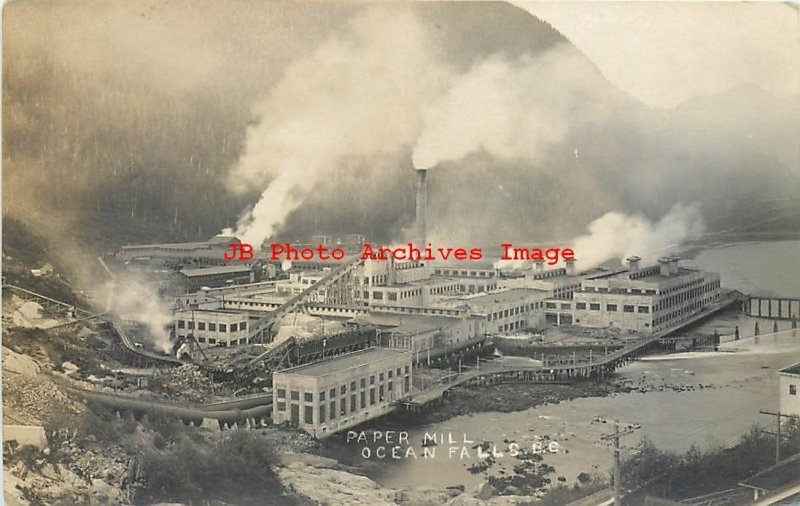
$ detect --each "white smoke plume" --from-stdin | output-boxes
[569,203,705,270]
[413,43,612,170]
[227,7,450,247]
[101,273,174,353]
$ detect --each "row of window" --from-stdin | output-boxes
[488,301,542,322]
[434,269,494,278]
[583,286,658,295]
[226,300,278,309]
[552,285,580,299]
[276,366,411,403]
[500,320,527,332]
[656,283,718,311]
[654,296,717,327]
[660,277,720,296]
[368,288,424,301]
[373,306,465,317]
[575,303,650,313]
[279,384,391,425]
[395,261,423,270]
[194,336,249,346]
[545,302,573,310]
[176,320,247,332]
[365,274,389,285]
[277,375,411,424]
[531,269,567,280]
[363,284,497,301]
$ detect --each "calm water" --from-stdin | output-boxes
[364,240,800,489]
[691,240,800,297]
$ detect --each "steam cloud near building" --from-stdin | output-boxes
[5,2,797,258]
[217,5,796,254]
[101,274,173,353]
[569,203,704,270]
[228,8,449,248]
[494,203,704,270]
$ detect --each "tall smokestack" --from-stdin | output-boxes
[415,168,428,245]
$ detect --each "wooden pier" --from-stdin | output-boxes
[747,295,800,320]
[397,296,742,411]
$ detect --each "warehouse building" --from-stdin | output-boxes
[174,309,250,347]
[116,235,241,267]
[272,348,413,438]
[353,312,486,363]
[178,264,255,293]
[498,260,587,300]
[438,288,548,334]
[572,256,721,334]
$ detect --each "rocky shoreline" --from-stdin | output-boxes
[414,381,629,425]
[278,451,546,506]
[300,379,629,505]
[299,367,732,505]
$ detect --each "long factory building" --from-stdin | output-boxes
[172,251,721,358]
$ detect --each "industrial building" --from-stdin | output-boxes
[432,265,497,280]
[276,271,327,298]
[778,363,800,417]
[178,264,255,293]
[355,312,486,363]
[174,309,251,347]
[116,235,241,267]
[272,348,413,438]
[571,256,721,334]
[498,260,585,300]
[363,258,432,286]
[364,276,498,307]
[441,288,549,334]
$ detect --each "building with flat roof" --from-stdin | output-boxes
[352,312,486,363]
[272,348,413,438]
[276,271,327,299]
[363,258,432,286]
[431,263,498,280]
[571,256,720,334]
[178,264,255,293]
[779,363,800,417]
[174,309,250,347]
[116,235,240,267]
[497,262,601,300]
[438,288,548,334]
[364,275,498,308]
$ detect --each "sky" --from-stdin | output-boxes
[514,1,800,108]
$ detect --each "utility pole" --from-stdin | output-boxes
[759,410,795,464]
[601,420,640,506]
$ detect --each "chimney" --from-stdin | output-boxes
[626,256,641,272]
[415,169,428,245]
[658,257,671,277]
[565,258,576,276]
[669,256,680,275]
[534,259,545,272]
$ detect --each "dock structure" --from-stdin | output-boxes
[397,295,742,411]
[747,294,800,320]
